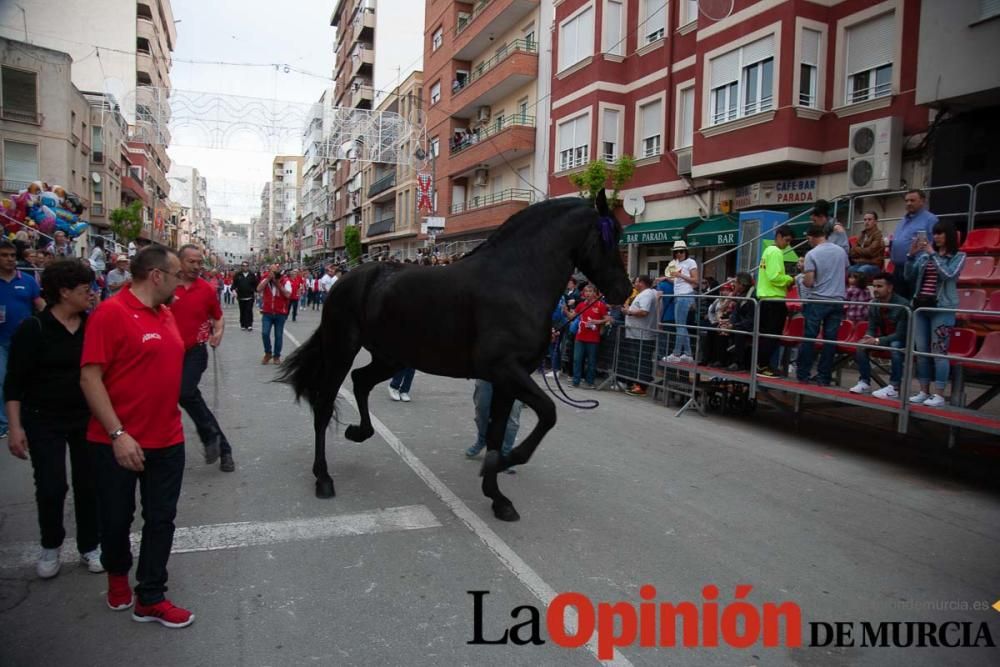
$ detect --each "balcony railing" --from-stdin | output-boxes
[92,204,105,216]
[1,107,42,124]
[1,179,32,193]
[453,39,537,96]
[450,188,533,215]
[368,216,395,236]
[367,172,396,198]
[457,0,494,35]
[451,115,535,156]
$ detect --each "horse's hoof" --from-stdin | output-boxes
[493,504,520,522]
[345,424,373,442]
[315,478,336,498]
[480,450,500,477]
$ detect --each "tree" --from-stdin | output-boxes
[108,201,144,245]
[567,155,636,208]
[344,225,362,263]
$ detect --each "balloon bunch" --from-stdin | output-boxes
[1,181,90,239]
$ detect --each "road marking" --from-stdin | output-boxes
[284,330,634,667]
[0,505,440,569]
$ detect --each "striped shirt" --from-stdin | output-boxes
[919,261,938,298]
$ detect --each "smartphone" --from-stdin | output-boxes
[915,230,928,244]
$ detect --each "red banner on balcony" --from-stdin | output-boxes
[417,172,433,212]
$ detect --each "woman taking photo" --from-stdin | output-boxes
[904,221,966,408]
[4,259,102,578]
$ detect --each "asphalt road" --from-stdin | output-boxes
[0,304,998,667]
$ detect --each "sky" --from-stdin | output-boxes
[166,0,337,224]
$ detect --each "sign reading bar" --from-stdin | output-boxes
[622,228,736,247]
[734,178,818,210]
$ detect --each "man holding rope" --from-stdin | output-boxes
[171,245,234,472]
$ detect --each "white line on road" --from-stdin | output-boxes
[0,505,440,569]
[283,330,634,667]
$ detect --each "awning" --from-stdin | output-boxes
[622,214,738,247]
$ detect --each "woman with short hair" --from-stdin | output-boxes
[4,258,102,578]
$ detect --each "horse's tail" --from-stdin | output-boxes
[278,324,328,405]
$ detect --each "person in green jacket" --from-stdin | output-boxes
[756,225,795,376]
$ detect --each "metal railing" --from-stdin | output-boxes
[367,172,396,198]
[453,39,537,96]
[457,0,494,35]
[1,179,32,193]
[450,115,536,156]
[449,188,533,215]
[971,179,1000,232]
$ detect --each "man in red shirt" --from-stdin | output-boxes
[171,245,233,472]
[289,269,305,322]
[79,246,194,628]
[256,263,292,364]
[571,284,611,389]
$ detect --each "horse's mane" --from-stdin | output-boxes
[460,197,593,259]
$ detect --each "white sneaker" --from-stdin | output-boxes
[788,363,797,376]
[36,547,60,579]
[400,392,411,402]
[81,547,104,573]
[909,391,930,404]
[388,387,401,401]
[871,385,899,400]
[665,354,681,363]
[849,380,871,394]
[923,393,946,408]
[544,371,557,378]
[678,354,694,363]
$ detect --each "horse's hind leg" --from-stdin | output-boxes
[313,382,338,498]
[345,355,399,442]
[479,389,519,521]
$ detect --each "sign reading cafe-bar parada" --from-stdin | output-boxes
[734,179,818,210]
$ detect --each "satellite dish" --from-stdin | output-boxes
[623,194,645,217]
[91,172,102,184]
[698,0,735,21]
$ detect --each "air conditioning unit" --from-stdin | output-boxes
[476,106,491,124]
[474,168,489,187]
[847,117,902,193]
[675,150,693,176]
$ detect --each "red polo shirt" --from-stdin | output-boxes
[574,300,610,343]
[171,277,223,349]
[81,289,185,448]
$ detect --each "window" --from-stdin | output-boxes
[494,109,505,133]
[980,0,1000,20]
[432,26,443,51]
[601,108,620,162]
[457,12,470,31]
[517,98,529,122]
[92,125,105,162]
[680,0,699,26]
[430,81,441,105]
[799,28,821,107]
[603,0,624,56]
[638,100,662,157]
[845,13,895,104]
[1,67,38,123]
[92,177,103,206]
[709,35,775,124]
[3,140,38,181]
[523,23,536,49]
[558,7,595,71]
[678,86,695,148]
[642,0,666,44]
[430,136,440,158]
[557,114,590,171]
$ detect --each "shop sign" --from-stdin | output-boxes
[735,179,818,209]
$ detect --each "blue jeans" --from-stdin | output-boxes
[572,340,599,386]
[849,263,881,277]
[855,341,904,387]
[473,380,521,456]
[796,302,844,385]
[390,368,415,393]
[0,341,9,429]
[913,310,955,392]
[672,296,694,356]
[261,313,287,357]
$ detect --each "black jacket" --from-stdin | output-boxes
[233,271,258,299]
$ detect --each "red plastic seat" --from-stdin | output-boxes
[972,291,1000,323]
[958,256,995,285]
[948,328,979,358]
[848,236,858,248]
[780,316,804,346]
[985,264,1000,286]
[959,228,1000,254]
[959,331,1000,373]
[956,289,987,320]
[786,285,802,313]
[817,319,853,351]
[838,320,869,354]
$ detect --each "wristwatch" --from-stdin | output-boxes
[109,427,127,441]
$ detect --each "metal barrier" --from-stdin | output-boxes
[971,179,1000,232]
[845,183,974,235]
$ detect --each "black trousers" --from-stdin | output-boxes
[757,300,788,370]
[893,263,913,300]
[238,298,254,329]
[92,442,184,606]
[23,410,99,552]
[290,298,298,321]
[179,344,231,456]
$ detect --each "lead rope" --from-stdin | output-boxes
[539,298,608,410]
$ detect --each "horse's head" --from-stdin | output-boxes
[575,190,631,305]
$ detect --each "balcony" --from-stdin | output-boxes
[367,172,396,199]
[1,179,32,194]
[137,16,156,44]
[351,82,374,109]
[450,188,533,215]
[452,40,538,118]
[351,6,375,44]
[136,50,154,78]
[447,115,535,176]
[367,216,395,237]
[453,0,539,61]
[350,44,374,78]
[121,174,149,204]
[1,106,41,125]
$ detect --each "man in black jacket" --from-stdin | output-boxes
[232,262,258,331]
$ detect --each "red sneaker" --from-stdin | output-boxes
[106,573,133,611]
[132,599,195,628]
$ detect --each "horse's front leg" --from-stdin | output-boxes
[483,371,557,470]
[345,357,397,442]
[479,387,518,521]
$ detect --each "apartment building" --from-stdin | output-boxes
[422,0,554,247]
[82,92,129,230]
[267,155,304,259]
[167,164,211,245]
[329,0,424,253]
[549,0,934,277]
[361,70,424,259]
[300,91,334,263]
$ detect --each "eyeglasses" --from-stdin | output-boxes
[154,267,184,280]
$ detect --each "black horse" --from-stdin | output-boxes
[280,191,631,521]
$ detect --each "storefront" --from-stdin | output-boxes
[621,215,739,283]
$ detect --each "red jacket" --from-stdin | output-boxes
[260,273,293,315]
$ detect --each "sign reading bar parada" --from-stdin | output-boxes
[734,179,818,210]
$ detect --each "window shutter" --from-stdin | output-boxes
[1,67,38,115]
[3,140,39,181]
[711,50,740,86]
[644,0,665,32]
[846,13,895,74]
[641,100,661,138]
[604,0,623,54]
[579,8,595,60]
[602,108,619,143]
[742,35,774,66]
[560,17,578,70]
[576,115,589,148]
[982,0,1000,19]
[679,88,695,147]
[802,28,821,67]
[558,118,575,151]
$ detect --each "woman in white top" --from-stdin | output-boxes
[88,238,106,273]
[665,240,700,362]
